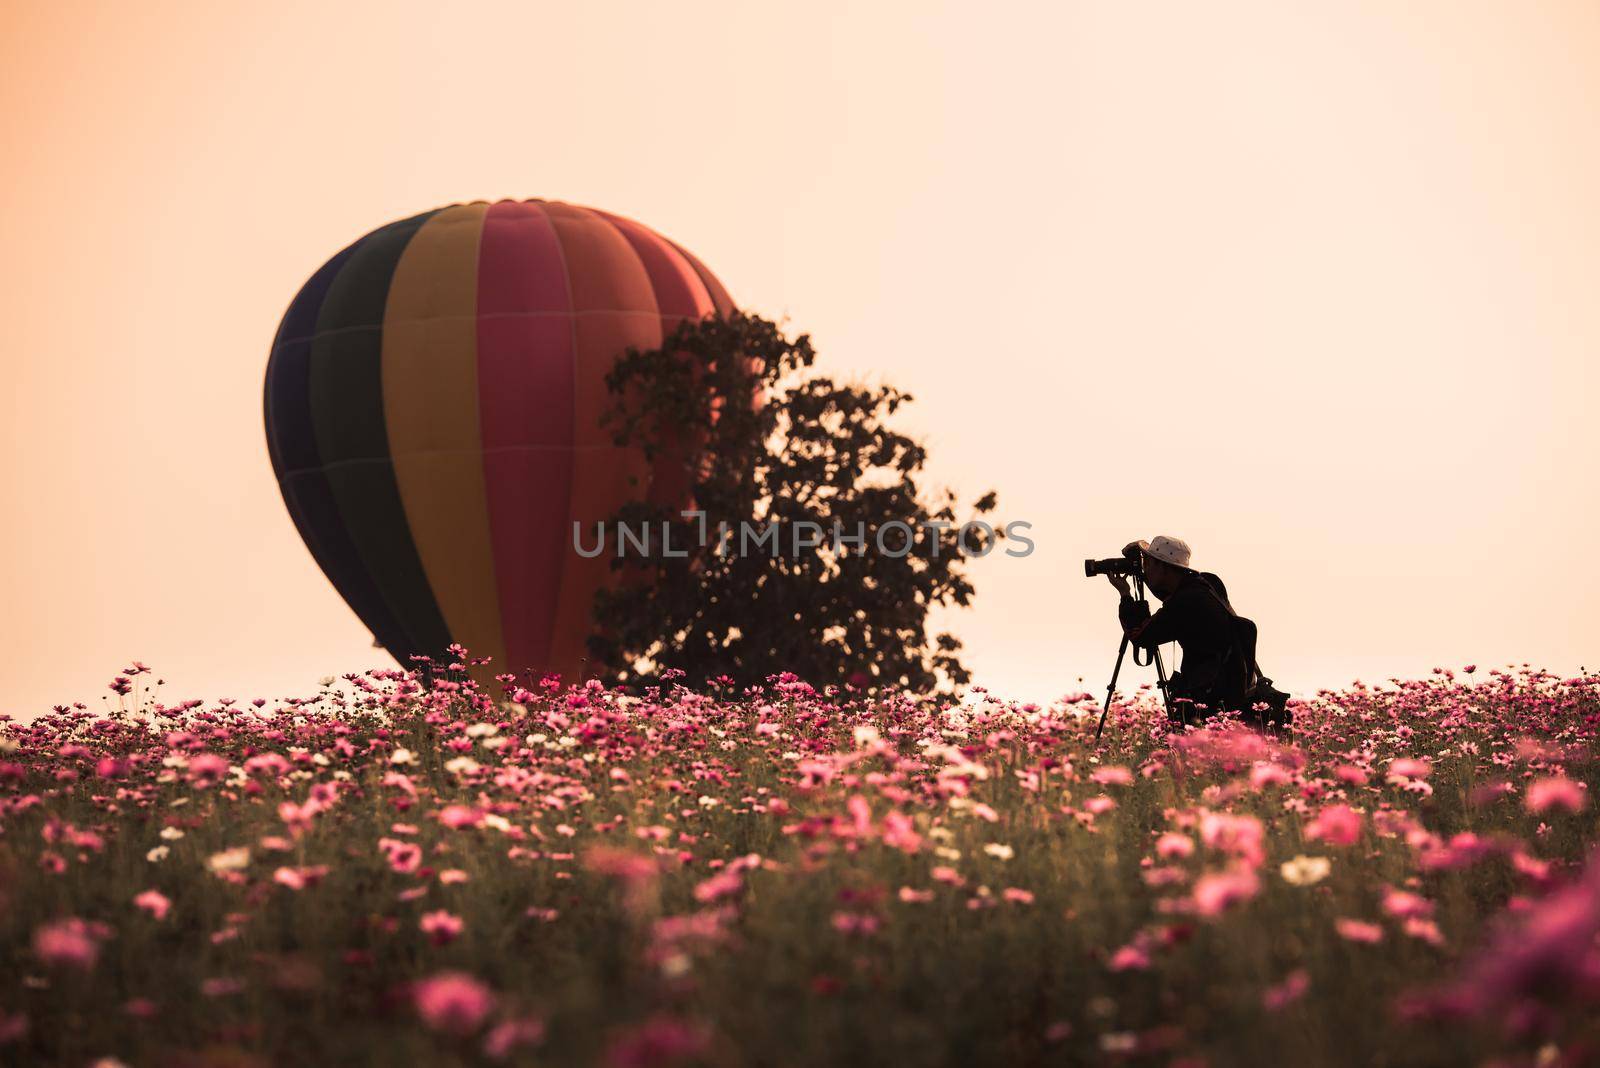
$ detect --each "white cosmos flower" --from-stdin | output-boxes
[207,846,251,873]
[1280,854,1332,886]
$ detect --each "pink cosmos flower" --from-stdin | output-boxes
[1155,833,1195,860]
[413,971,496,1035]
[1404,917,1445,946]
[930,865,965,887]
[1387,757,1431,781]
[1423,851,1600,1016]
[1142,866,1189,888]
[437,804,485,830]
[1249,762,1292,789]
[1002,888,1035,904]
[881,811,923,853]
[1199,811,1266,867]
[186,752,230,787]
[483,1016,546,1060]
[831,911,881,936]
[134,889,171,921]
[898,887,934,903]
[1191,868,1260,918]
[421,910,464,945]
[379,838,423,874]
[122,998,158,1019]
[33,918,107,970]
[1381,887,1434,920]
[1262,969,1310,1010]
[1525,776,1586,815]
[1305,804,1362,847]
[585,846,660,884]
[1108,944,1150,971]
[1333,764,1369,785]
[95,757,129,779]
[273,865,329,891]
[692,868,744,904]
[606,1015,712,1068]
[1335,918,1384,943]
[278,799,320,836]
[1091,765,1134,787]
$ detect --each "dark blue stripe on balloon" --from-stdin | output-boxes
[264,223,418,661]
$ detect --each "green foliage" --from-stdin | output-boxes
[588,312,998,694]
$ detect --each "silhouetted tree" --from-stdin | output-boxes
[586,312,999,694]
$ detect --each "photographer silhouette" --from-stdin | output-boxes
[1103,536,1250,724]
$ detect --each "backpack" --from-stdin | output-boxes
[1197,574,1291,729]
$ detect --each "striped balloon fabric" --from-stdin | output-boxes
[264,200,733,686]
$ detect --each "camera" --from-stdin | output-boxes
[1083,544,1144,579]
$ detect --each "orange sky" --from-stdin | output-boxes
[3,0,1597,717]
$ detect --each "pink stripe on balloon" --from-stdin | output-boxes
[476,199,576,680]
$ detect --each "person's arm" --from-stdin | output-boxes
[1122,597,1180,651]
[1107,574,1178,651]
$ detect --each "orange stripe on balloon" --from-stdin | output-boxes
[381,202,509,676]
[541,202,662,680]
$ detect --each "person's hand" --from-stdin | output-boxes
[1106,573,1131,599]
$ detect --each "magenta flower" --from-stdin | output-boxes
[1262,969,1310,1010]
[413,971,497,1035]
[33,918,107,970]
[1335,918,1384,944]
[421,910,465,945]
[1091,765,1134,786]
[605,1014,712,1068]
[133,889,171,921]
[437,804,485,830]
[1525,775,1586,815]
[1109,943,1151,971]
[1155,832,1195,860]
[483,1016,546,1060]
[1304,804,1362,847]
[1191,868,1260,918]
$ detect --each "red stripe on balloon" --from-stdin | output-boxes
[476,199,577,680]
[595,210,720,510]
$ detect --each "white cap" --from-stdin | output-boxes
[1142,535,1193,570]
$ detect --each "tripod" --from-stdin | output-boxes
[1095,573,1174,740]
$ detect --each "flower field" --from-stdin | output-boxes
[2,660,1598,1067]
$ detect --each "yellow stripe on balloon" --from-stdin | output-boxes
[381,202,509,675]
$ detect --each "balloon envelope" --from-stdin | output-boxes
[264,199,733,684]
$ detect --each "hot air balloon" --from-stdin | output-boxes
[264,200,733,686]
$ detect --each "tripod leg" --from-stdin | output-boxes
[1151,646,1176,723]
[1095,634,1132,742]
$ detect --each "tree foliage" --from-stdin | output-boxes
[586,312,998,694]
